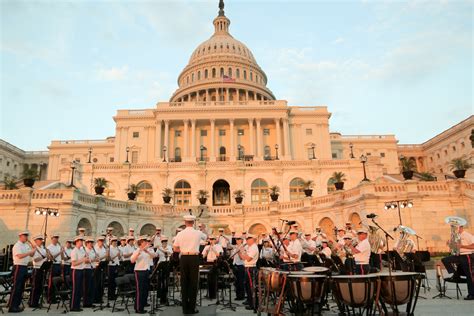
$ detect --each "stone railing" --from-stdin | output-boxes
[159,100,288,108]
[0,179,472,217]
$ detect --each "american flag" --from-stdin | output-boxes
[222,75,235,83]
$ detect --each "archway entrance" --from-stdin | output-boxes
[249,223,267,236]
[140,223,156,236]
[77,218,92,235]
[319,217,335,239]
[108,221,124,237]
[213,179,230,206]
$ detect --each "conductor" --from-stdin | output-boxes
[173,215,207,314]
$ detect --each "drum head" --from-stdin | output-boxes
[332,274,377,279]
[303,266,329,273]
[289,270,313,275]
[288,274,326,279]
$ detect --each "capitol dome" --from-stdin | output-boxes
[169,1,275,102]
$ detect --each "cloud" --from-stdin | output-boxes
[332,37,345,45]
[97,65,129,81]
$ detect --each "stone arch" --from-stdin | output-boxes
[212,179,230,206]
[349,212,362,229]
[319,217,335,239]
[77,218,92,235]
[140,223,156,236]
[107,220,125,237]
[248,223,267,236]
[137,181,153,204]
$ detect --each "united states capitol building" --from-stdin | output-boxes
[1,3,473,252]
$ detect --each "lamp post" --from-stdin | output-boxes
[237,145,242,160]
[311,143,316,160]
[349,143,355,159]
[162,146,167,162]
[384,200,413,226]
[275,144,279,160]
[35,207,59,240]
[125,146,130,163]
[360,154,369,182]
[200,145,205,162]
[39,162,44,181]
[68,161,76,188]
[87,147,92,163]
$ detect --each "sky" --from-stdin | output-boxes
[0,0,472,151]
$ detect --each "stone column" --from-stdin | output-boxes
[245,90,249,101]
[248,118,255,157]
[256,118,262,160]
[183,120,189,161]
[206,89,209,102]
[164,120,170,161]
[283,118,290,159]
[114,127,122,161]
[216,88,220,102]
[229,119,235,161]
[210,119,216,161]
[155,121,162,160]
[275,118,281,151]
[191,120,196,161]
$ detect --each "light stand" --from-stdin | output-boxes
[125,146,130,163]
[360,154,369,182]
[349,142,355,159]
[275,144,279,160]
[68,161,76,188]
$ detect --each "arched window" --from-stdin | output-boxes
[264,145,271,160]
[191,73,194,82]
[219,146,226,161]
[174,180,191,206]
[236,69,240,78]
[197,71,201,80]
[228,67,232,77]
[212,68,216,78]
[140,223,156,236]
[220,67,224,77]
[250,72,253,81]
[243,70,247,80]
[137,181,153,204]
[289,177,305,200]
[186,76,189,84]
[174,147,181,162]
[251,178,268,205]
[205,69,208,79]
[108,221,124,237]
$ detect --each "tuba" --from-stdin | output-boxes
[445,216,467,256]
[394,225,416,256]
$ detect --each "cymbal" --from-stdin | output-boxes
[445,216,467,226]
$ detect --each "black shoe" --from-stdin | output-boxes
[464,295,474,300]
[70,308,83,312]
[135,310,147,314]
[84,304,96,308]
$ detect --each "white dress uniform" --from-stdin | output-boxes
[260,247,275,261]
[94,245,107,263]
[173,227,207,254]
[354,238,371,265]
[321,246,332,258]
[47,243,62,265]
[109,246,120,266]
[202,244,223,263]
[62,247,72,266]
[71,247,86,270]
[460,231,474,255]
[32,246,47,269]
[157,245,173,263]
[12,241,32,266]
[288,239,303,263]
[217,235,229,249]
[302,238,316,255]
[243,244,259,268]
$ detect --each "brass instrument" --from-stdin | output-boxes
[445,216,467,256]
[394,225,416,256]
[368,226,384,253]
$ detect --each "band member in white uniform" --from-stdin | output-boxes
[131,236,154,314]
[83,237,97,307]
[78,228,86,237]
[217,228,230,251]
[230,235,245,300]
[173,215,207,314]
[321,240,332,259]
[47,234,62,303]
[9,231,35,313]
[29,235,47,308]
[151,228,162,248]
[260,240,275,267]
[62,239,73,278]
[240,234,259,311]
[157,236,173,305]
[93,236,107,304]
[287,231,303,267]
[348,228,371,275]
[70,236,89,311]
[202,236,223,299]
[108,237,121,301]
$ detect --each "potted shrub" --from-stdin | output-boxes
[449,156,472,179]
[268,185,280,202]
[400,158,416,180]
[3,176,18,190]
[330,172,346,190]
[22,168,39,188]
[303,180,314,197]
[94,177,108,195]
[197,189,209,205]
[419,172,436,182]
[127,184,138,201]
[233,189,245,204]
[162,187,173,204]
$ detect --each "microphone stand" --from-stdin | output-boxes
[371,218,398,315]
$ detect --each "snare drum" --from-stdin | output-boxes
[377,271,421,315]
[331,274,378,315]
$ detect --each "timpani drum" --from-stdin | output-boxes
[288,274,327,314]
[258,268,289,315]
[331,275,378,316]
[377,272,421,315]
[303,266,330,275]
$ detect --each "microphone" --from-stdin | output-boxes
[279,219,297,226]
[366,213,377,219]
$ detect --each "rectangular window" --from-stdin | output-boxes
[366,152,372,156]
[131,151,138,163]
[200,130,207,136]
[263,128,270,136]
[380,152,385,158]
[306,128,312,135]
[175,130,181,137]
[133,131,140,138]
[109,157,115,163]
[237,129,244,136]
[332,153,337,159]
[219,129,226,136]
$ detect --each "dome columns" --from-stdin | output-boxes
[174,87,272,103]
